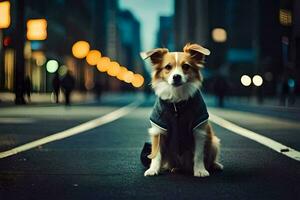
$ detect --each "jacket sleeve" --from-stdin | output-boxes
[192,90,209,130]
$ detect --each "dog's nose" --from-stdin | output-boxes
[173,74,182,85]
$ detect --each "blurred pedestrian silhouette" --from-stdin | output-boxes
[94,79,103,102]
[279,76,296,106]
[214,75,228,107]
[61,70,75,106]
[279,78,289,106]
[52,73,61,104]
[24,76,32,103]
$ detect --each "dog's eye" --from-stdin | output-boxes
[182,64,190,71]
[165,64,172,70]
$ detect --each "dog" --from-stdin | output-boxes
[140,43,223,177]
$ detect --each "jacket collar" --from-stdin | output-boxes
[159,91,199,113]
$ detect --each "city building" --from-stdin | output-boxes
[0,0,94,93]
[118,9,144,90]
[280,0,300,95]
[0,0,144,94]
[156,16,175,51]
[174,0,300,96]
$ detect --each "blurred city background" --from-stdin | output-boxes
[0,0,299,106]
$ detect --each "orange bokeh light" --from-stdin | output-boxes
[131,74,144,88]
[0,1,11,29]
[123,71,134,83]
[96,57,111,72]
[27,19,47,41]
[212,28,227,43]
[86,50,101,66]
[72,41,90,59]
[116,67,128,81]
[107,62,120,77]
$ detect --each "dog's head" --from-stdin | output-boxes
[140,43,210,101]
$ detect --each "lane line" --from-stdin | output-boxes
[209,113,300,162]
[0,100,141,159]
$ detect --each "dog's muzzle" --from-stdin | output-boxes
[172,74,183,87]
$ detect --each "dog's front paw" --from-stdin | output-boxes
[194,168,210,177]
[144,168,159,176]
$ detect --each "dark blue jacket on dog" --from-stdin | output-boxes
[150,90,209,156]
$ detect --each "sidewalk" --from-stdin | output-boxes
[0,91,94,105]
[205,95,300,109]
[0,91,144,107]
[1,91,299,110]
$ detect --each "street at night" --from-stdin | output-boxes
[0,94,299,199]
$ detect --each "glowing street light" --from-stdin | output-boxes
[212,28,227,43]
[26,19,47,40]
[72,41,90,59]
[86,50,101,66]
[252,75,263,87]
[0,1,11,29]
[107,62,120,77]
[131,74,144,88]
[241,75,251,86]
[96,57,111,72]
[124,71,134,83]
[116,67,128,81]
[46,60,59,73]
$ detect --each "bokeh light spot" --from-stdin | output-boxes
[27,19,47,41]
[212,28,227,43]
[97,57,111,72]
[72,41,90,59]
[124,71,134,83]
[59,65,68,76]
[131,74,144,88]
[86,50,101,66]
[107,62,120,77]
[116,67,128,81]
[252,75,263,87]
[0,1,11,29]
[46,60,59,73]
[241,75,251,86]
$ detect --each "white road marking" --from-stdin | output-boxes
[209,113,300,162]
[0,118,36,124]
[0,100,141,159]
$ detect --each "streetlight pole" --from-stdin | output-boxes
[14,0,25,104]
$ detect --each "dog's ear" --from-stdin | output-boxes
[140,48,169,65]
[183,43,210,67]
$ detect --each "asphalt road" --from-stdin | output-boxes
[0,95,299,200]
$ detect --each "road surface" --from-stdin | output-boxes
[0,94,299,199]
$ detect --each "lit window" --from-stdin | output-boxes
[279,9,292,26]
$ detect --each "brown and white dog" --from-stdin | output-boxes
[140,43,223,177]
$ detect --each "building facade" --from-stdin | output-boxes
[174,0,299,96]
[156,16,175,51]
[0,0,144,94]
[117,10,144,90]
